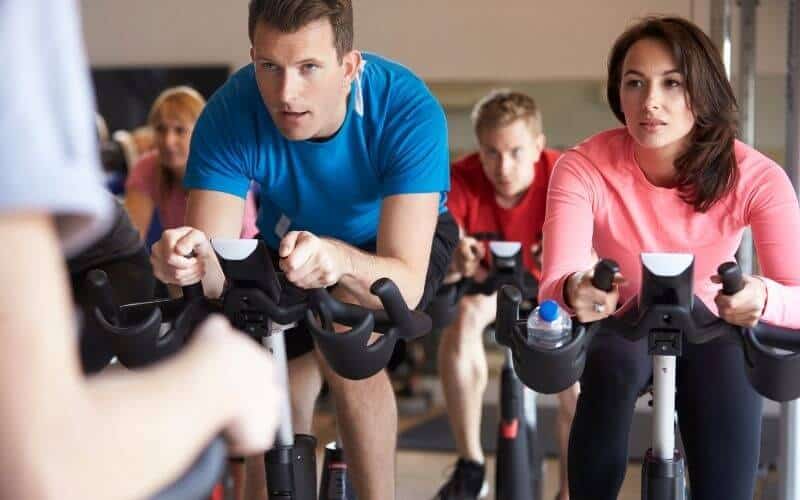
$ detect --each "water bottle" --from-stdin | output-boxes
[526,300,572,349]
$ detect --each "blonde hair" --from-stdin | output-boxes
[148,86,206,195]
[471,89,543,137]
[148,86,206,128]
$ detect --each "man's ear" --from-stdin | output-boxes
[537,133,547,152]
[341,50,363,85]
[250,46,255,63]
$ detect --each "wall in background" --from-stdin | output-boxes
[80,0,791,78]
[79,0,793,161]
[437,75,787,161]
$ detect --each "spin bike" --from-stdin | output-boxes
[496,252,800,500]
[428,234,543,500]
[89,238,432,500]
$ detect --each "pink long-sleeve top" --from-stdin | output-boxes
[539,128,800,328]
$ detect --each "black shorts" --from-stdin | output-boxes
[268,212,458,360]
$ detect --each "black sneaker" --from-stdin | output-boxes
[431,458,489,499]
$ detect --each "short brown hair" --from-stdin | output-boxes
[607,16,739,212]
[471,89,543,138]
[248,0,354,60]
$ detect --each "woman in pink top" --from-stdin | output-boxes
[539,17,800,500]
[125,86,258,239]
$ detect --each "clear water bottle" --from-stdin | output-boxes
[526,299,572,349]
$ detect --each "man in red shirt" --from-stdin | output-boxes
[434,90,577,500]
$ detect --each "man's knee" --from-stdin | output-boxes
[454,294,496,334]
[318,349,390,394]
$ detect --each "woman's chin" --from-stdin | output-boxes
[161,160,187,174]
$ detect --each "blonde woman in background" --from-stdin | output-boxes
[125,86,259,239]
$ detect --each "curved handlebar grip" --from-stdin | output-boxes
[370,278,428,337]
[86,269,120,326]
[497,285,522,332]
[151,436,227,500]
[592,259,620,293]
[182,283,205,302]
[718,262,744,296]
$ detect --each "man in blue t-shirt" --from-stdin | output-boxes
[150,1,457,498]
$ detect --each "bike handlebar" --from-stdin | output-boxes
[497,256,800,402]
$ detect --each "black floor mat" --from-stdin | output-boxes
[397,404,781,465]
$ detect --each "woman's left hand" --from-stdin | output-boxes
[711,274,768,327]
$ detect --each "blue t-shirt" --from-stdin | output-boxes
[184,53,450,248]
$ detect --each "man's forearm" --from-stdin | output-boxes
[201,251,226,299]
[185,190,249,299]
[0,214,234,500]
[330,239,426,309]
[8,346,234,500]
[73,347,233,500]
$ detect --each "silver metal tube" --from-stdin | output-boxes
[779,401,800,500]
[736,0,758,273]
[509,348,538,430]
[263,331,294,447]
[652,355,677,460]
[787,0,800,194]
[779,4,800,500]
[710,0,733,79]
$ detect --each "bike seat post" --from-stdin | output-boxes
[261,324,294,447]
[652,354,677,461]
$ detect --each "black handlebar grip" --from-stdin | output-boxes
[370,278,419,335]
[497,285,522,331]
[718,262,744,295]
[182,283,205,302]
[86,269,120,326]
[592,259,620,292]
[180,249,205,302]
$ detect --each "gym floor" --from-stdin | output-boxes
[314,410,643,499]
[311,344,781,500]
[311,347,645,500]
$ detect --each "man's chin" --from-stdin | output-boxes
[276,124,315,141]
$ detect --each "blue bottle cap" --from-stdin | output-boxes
[538,300,561,322]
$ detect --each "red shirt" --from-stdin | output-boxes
[447,149,561,278]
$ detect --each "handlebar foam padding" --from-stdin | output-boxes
[592,259,620,292]
[718,262,744,295]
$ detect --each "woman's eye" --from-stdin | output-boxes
[665,79,683,88]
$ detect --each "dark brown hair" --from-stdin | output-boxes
[607,16,739,212]
[471,89,543,137]
[248,0,353,60]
